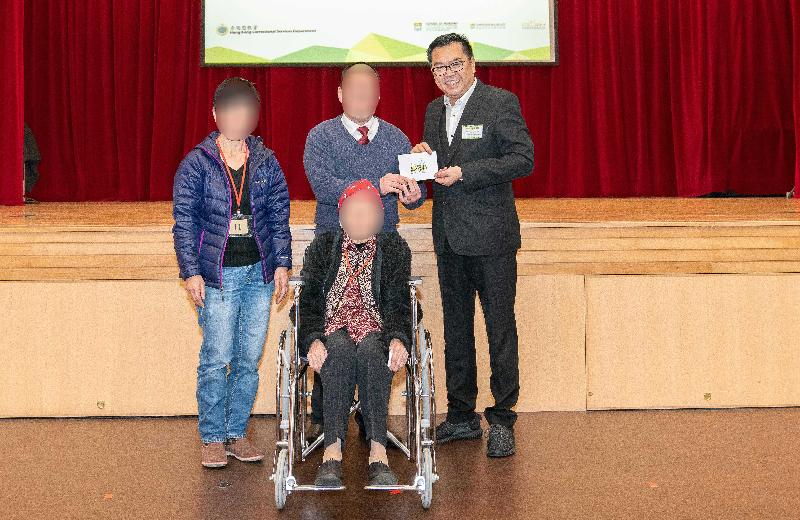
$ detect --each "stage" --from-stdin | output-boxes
[2,198,800,418]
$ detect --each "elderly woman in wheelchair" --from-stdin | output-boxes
[298,179,412,488]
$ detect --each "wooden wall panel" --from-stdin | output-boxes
[0,274,586,417]
[586,274,800,409]
[3,199,800,418]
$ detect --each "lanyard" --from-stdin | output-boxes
[332,243,376,315]
[216,137,249,211]
[344,242,375,286]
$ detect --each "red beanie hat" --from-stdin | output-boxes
[338,179,384,211]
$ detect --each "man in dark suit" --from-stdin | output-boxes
[412,33,534,457]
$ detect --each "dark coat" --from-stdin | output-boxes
[422,79,534,256]
[23,124,41,194]
[172,131,292,289]
[297,231,415,354]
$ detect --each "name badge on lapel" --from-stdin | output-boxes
[461,124,483,140]
[229,213,253,237]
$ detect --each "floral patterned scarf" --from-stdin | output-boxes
[324,234,383,342]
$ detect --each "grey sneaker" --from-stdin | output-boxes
[486,424,515,457]
[434,417,483,444]
[314,460,343,488]
[367,462,398,486]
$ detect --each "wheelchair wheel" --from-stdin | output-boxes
[274,448,288,510]
[421,447,433,509]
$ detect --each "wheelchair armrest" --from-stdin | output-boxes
[408,276,423,287]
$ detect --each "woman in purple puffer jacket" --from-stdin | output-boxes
[172,77,291,468]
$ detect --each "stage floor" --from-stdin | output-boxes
[3,197,800,226]
[2,197,800,280]
[3,408,800,519]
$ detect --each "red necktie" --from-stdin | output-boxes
[357,126,370,145]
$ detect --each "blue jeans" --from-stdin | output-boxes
[196,261,274,443]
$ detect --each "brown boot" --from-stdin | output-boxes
[202,442,228,468]
[225,437,264,462]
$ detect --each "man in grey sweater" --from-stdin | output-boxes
[304,63,427,234]
[303,62,427,436]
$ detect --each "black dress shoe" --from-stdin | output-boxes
[486,424,515,457]
[434,417,483,444]
[314,460,343,488]
[367,462,398,486]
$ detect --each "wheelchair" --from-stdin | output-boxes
[270,276,439,509]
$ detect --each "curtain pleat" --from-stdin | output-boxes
[11,0,798,202]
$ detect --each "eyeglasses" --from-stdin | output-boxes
[431,60,465,77]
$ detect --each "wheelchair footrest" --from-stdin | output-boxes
[291,485,346,492]
[364,484,419,492]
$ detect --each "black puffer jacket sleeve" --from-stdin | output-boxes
[297,233,333,354]
[381,233,413,350]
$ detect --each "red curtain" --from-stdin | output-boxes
[14,0,800,202]
[793,0,800,194]
[0,0,24,205]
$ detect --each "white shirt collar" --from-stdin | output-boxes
[443,78,478,109]
[341,114,379,141]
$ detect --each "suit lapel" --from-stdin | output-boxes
[437,103,450,164]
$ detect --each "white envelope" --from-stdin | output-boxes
[398,151,438,181]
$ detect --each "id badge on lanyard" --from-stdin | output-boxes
[229,211,253,237]
[217,137,253,238]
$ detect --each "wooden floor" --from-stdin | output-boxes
[2,198,800,281]
[3,409,800,519]
[3,197,800,226]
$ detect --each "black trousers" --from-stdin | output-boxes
[437,238,519,428]
[311,372,324,425]
[319,329,393,448]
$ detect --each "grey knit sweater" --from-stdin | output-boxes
[303,116,427,233]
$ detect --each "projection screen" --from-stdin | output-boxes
[202,0,558,66]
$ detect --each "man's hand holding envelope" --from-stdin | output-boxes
[407,142,462,186]
[398,150,439,181]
